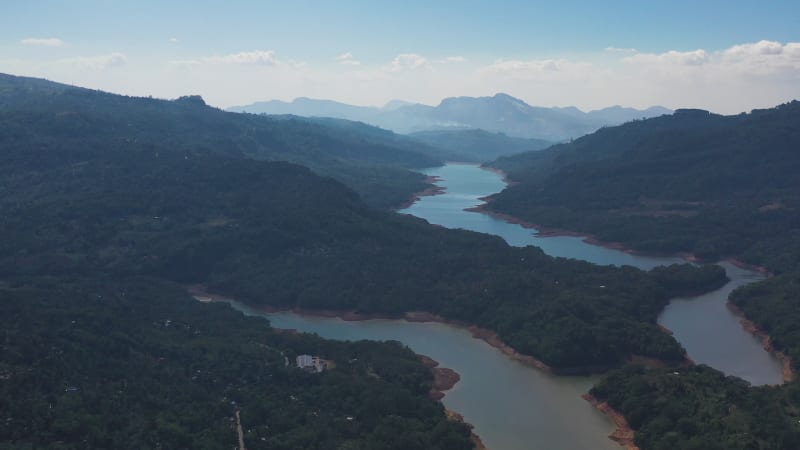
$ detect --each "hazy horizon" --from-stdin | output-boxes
[2,1,799,114]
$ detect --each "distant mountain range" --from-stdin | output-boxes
[229,93,672,141]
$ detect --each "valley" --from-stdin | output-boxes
[1,72,798,449]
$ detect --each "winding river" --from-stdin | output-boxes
[231,162,782,450]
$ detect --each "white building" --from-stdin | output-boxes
[296,354,326,373]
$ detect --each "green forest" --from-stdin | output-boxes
[3,72,797,449]
[0,73,726,371]
[489,101,800,449]
[591,365,800,450]
[0,74,437,210]
[488,103,800,272]
[0,277,473,449]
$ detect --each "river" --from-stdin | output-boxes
[400,163,782,386]
[231,162,782,450]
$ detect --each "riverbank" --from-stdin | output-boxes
[419,355,461,400]
[393,175,445,210]
[468,198,773,275]
[479,165,518,187]
[465,200,679,260]
[187,285,495,449]
[188,285,558,373]
[582,394,639,450]
[188,286,698,376]
[259,307,555,372]
[727,303,794,383]
[467,195,789,381]
[247,297,560,373]
[475,167,773,277]
[446,409,489,450]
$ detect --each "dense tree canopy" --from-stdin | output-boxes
[490,100,800,449]
[0,73,726,370]
[489,102,800,271]
[0,277,473,449]
[0,73,749,449]
[0,73,439,209]
[591,365,800,450]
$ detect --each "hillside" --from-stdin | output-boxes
[486,102,800,449]
[0,277,474,449]
[488,101,800,271]
[0,74,726,371]
[295,118,550,163]
[0,73,440,209]
[230,93,671,141]
[407,129,551,162]
[590,365,800,450]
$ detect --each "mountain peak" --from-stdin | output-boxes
[382,99,415,110]
[174,95,206,106]
[492,92,518,101]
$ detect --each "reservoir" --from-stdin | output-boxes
[234,162,782,450]
[399,163,781,385]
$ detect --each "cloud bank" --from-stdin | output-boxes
[2,40,797,114]
[336,52,361,66]
[21,38,65,47]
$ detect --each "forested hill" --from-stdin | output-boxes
[487,101,800,271]
[0,141,725,370]
[486,102,800,449]
[407,129,552,162]
[0,73,736,448]
[0,73,726,371]
[0,73,440,208]
[0,277,475,449]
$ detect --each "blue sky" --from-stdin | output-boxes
[2,1,799,112]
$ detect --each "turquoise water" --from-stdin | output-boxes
[233,302,619,450]
[399,163,685,270]
[221,162,782,450]
[398,163,782,386]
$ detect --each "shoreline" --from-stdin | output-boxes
[582,394,639,450]
[474,166,773,275]
[393,175,445,210]
[187,285,493,449]
[446,409,489,450]
[466,200,688,260]
[189,285,692,375]
[464,178,789,379]
[727,303,794,383]
[478,165,518,186]
[258,306,555,373]
[418,355,461,400]
[187,284,556,374]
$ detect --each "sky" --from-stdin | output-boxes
[1,0,799,113]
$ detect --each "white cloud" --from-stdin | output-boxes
[389,53,428,71]
[725,40,784,58]
[481,58,594,81]
[624,49,710,66]
[624,41,800,77]
[170,50,305,69]
[441,56,467,63]
[21,38,65,47]
[336,52,361,66]
[63,52,127,70]
[168,59,201,69]
[3,40,798,115]
[169,37,179,43]
[604,46,636,53]
[720,40,800,72]
[207,50,279,66]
